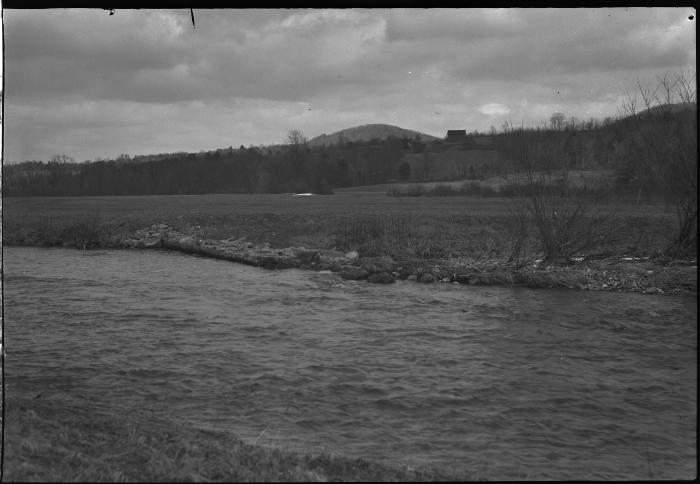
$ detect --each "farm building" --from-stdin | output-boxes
[445,130,467,143]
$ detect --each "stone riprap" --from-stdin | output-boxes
[125,224,696,293]
[127,224,397,282]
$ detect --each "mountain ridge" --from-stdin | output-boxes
[308,124,441,147]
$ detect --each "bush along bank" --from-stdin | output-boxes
[125,224,696,294]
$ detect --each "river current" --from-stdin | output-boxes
[3,247,696,479]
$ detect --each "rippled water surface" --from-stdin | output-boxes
[4,247,697,479]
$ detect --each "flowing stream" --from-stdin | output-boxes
[3,247,696,479]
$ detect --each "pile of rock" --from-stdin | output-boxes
[125,224,319,269]
[126,224,468,285]
[339,255,397,284]
[123,224,696,293]
[395,261,456,284]
[161,230,321,270]
[127,224,405,283]
[123,224,170,248]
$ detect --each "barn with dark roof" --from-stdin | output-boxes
[445,130,467,143]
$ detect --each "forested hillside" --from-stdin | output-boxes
[308,124,440,147]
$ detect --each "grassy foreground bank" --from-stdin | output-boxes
[2,395,454,482]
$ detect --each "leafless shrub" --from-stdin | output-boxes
[387,182,497,198]
[617,68,697,257]
[65,213,110,248]
[334,212,454,259]
[506,204,536,268]
[501,127,615,264]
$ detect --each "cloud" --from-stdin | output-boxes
[5,10,187,68]
[3,7,696,162]
[441,8,695,83]
[478,103,511,116]
[384,8,524,41]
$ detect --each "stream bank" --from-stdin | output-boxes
[125,224,697,294]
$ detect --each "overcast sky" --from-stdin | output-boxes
[3,8,696,163]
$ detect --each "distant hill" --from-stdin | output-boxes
[616,101,696,121]
[643,101,697,118]
[308,124,440,147]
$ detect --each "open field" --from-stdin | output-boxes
[3,192,679,260]
[338,169,618,193]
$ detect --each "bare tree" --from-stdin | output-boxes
[285,129,309,187]
[285,128,308,147]
[550,112,565,131]
[48,154,75,165]
[617,69,697,256]
[501,126,612,265]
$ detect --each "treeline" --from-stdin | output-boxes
[494,104,697,199]
[496,96,696,258]
[3,137,410,196]
[4,102,695,200]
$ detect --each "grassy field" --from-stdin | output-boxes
[337,170,618,193]
[2,394,454,482]
[3,192,678,260]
